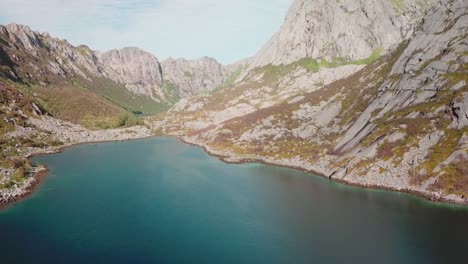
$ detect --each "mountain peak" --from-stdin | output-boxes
[5,23,32,32]
[250,0,438,67]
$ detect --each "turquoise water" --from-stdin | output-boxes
[1,137,468,263]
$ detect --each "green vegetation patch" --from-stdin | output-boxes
[256,48,384,80]
[31,84,127,129]
[432,159,468,197]
[390,0,405,12]
[163,81,181,104]
[75,77,170,115]
[221,66,244,88]
[117,113,144,127]
[412,129,465,188]
[352,49,384,65]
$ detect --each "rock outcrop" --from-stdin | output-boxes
[335,0,468,152]
[162,57,228,97]
[250,0,437,67]
[98,47,165,101]
[0,23,105,82]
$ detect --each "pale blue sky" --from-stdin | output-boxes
[0,0,292,64]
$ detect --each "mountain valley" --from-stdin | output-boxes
[1,0,467,205]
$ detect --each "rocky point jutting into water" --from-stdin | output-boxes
[1,0,468,205]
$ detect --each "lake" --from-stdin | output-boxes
[1,137,468,263]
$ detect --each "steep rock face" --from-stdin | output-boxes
[98,48,165,101]
[335,0,468,152]
[161,57,228,98]
[251,0,437,67]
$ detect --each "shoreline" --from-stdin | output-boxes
[0,167,49,209]
[176,136,468,206]
[0,134,157,209]
[2,133,466,209]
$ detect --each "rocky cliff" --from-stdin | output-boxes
[250,0,437,67]
[154,0,468,204]
[98,49,230,102]
[98,47,165,102]
[162,57,228,99]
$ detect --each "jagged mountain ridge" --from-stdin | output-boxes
[155,0,468,203]
[0,23,229,107]
[0,23,105,84]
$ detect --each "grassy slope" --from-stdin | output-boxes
[32,84,127,129]
[1,76,144,130]
[75,77,170,115]
[0,80,58,189]
[0,30,167,122]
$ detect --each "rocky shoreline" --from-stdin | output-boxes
[0,167,48,209]
[2,116,466,208]
[0,116,154,208]
[177,136,468,206]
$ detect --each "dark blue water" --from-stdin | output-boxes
[1,137,468,264]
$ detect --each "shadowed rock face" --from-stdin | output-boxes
[250,0,437,68]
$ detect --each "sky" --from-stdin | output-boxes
[0,0,292,64]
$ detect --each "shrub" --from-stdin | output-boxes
[117,113,143,127]
[9,158,25,169]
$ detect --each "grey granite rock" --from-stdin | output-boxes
[162,57,228,97]
[98,47,165,101]
[250,0,437,67]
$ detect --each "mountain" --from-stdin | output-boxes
[0,24,169,119]
[251,0,437,67]
[0,23,231,200]
[155,0,468,203]
[97,47,166,102]
[98,49,229,104]
[0,23,104,83]
[162,57,228,100]
[1,0,467,204]
[0,23,231,119]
